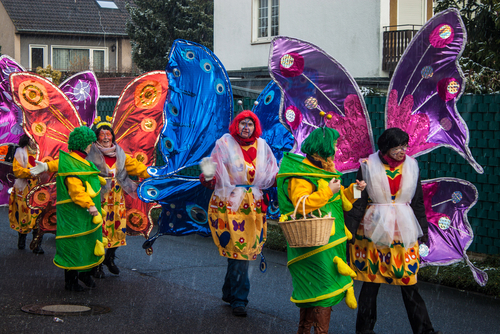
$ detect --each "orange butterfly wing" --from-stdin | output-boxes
[111,71,168,166]
[10,73,83,161]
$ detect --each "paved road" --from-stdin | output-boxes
[1,206,499,333]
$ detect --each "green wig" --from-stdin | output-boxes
[301,127,340,160]
[68,126,97,152]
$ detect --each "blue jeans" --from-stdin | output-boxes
[222,258,250,308]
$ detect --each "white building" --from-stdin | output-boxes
[215,0,434,90]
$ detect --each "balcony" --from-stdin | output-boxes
[382,25,421,73]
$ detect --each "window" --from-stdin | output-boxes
[29,45,48,71]
[96,1,118,9]
[252,0,279,43]
[51,46,108,72]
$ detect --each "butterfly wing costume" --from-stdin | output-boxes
[138,40,233,249]
[269,8,485,287]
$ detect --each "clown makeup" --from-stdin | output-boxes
[238,118,255,139]
[98,129,113,148]
[388,144,408,161]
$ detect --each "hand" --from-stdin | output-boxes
[328,178,341,194]
[30,160,48,176]
[419,234,429,244]
[200,157,217,181]
[88,205,99,216]
[355,180,366,192]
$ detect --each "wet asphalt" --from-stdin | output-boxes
[1,206,499,334]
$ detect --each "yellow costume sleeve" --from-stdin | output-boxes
[288,178,333,216]
[47,159,59,173]
[12,157,32,179]
[341,183,356,211]
[65,176,94,209]
[125,154,150,179]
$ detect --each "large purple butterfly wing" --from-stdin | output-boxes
[269,36,374,173]
[0,55,25,144]
[386,9,483,173]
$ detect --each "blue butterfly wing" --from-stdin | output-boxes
[252,81,294,162]
[152,39,232,175]
[252,81,294,219]
[139,39,232,241]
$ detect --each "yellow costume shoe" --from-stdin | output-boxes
[345,286,357,309]
[344,225,353,240]
[92,212,103,224]
[334,256,357,278]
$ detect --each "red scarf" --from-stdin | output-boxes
[381,152,406,168]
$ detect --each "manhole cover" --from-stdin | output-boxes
[21,304,111,316]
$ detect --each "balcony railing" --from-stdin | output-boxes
[382,25,421,72]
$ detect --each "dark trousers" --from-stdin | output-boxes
[222,258,250,309]
[356,282,434,334]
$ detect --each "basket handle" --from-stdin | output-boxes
[291,195,322,220]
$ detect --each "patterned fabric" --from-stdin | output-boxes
[100,153,149,249]
[350,162,420,286]
[208,141,268,260]
[8,154,40,234]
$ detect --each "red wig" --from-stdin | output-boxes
[229,111,262,142]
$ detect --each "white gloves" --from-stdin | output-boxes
[30,160,48,176]
[200,157,217,181]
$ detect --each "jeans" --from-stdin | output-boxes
[222,258,250,308]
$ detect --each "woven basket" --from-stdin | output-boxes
[278,195,335,248]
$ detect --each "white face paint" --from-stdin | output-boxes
[388,144,408,161]
[238,118,255,139]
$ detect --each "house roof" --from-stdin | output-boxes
[97,77,134,96]
[0,0,132,36]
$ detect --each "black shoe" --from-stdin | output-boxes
[18,233,27,249]
[222,296,231,304]
[30,231,44,254]
[103,256,120,275]
[65,270,85,292]
[65,282,85,292]
[78,272,96,288]
[232,306,247,317]
[32,246,44,254]
[92,264,105,279]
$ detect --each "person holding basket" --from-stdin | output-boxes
[277,127,366,334]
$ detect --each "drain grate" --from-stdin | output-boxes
[21,304,111,316]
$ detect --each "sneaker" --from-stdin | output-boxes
[103,256,120,275]
[232,306,247,317]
